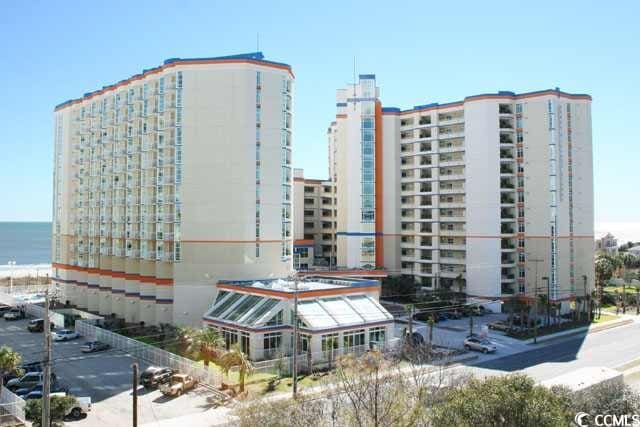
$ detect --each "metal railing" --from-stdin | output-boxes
[74,321,222,387]
[248,337,403,376]
[0,386,25,425]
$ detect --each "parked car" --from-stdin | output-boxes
[6,372,56,392]
[16,381,68,397]
[66,396,92,419]
[4,308,25,321]
[80,341,110,353]
[53,329,80,341]
[27,318,55,332]
[159,374,197,397]
[487,320,511,332]
[140,366,173,388]
[444,310,463,319]
[464,336,497,354]
[0,304,12,315]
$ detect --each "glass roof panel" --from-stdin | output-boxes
[298,300,338,329]
[208,292,244,318]
[245,298,280,325]
[346,295,392,322]
[224,295,264,322]
[319,297,363,326]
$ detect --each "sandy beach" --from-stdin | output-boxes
[0,263,52,278]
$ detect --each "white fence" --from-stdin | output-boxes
[0,386,25,425]
[75,321,222,387]
[0,290,66,328]
[249,337,404,376]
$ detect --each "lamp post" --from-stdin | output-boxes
[7,260,16,294]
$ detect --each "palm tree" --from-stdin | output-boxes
[218,344,254,393]
[175,326,196,356]
[0,345,22,387]
[595,254,616,317]
[191,328,225,367]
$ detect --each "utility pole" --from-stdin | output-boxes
[583,275,590,322]
[407,304,414,342]
[132,363,139,427]
[42,291,52,427]
[543,277,550,327]
[292,276,299,399]
[636,287,639,316]
[623,282,627,314]
[469,309,474,337]
[533,283,538,344]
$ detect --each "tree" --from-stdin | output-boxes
[190,327,225,367]
[218,344,254,393]
[235,397,330,427]
[380,276,418,301]
[25,395,78,426]
[175,325,196,356]
[0,345,22,386]
[431,374,571,426]
[595,254,616,317]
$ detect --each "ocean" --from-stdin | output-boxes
[0,222,52,269]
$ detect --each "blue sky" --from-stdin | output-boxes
[1,1,638,240]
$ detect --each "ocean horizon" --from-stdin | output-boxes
[0,221,52,266]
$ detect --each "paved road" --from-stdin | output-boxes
[469,320,640,382]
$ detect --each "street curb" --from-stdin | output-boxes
[524,318,633,345]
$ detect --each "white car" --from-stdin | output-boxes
[463,336,497,353]
[53,329,80,341]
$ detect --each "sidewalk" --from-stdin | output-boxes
[523,316,635,345]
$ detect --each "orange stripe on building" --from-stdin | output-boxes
[52,263,173,286]
[217,283,381,299]
[375,100,384,268]
[181,239,283,243]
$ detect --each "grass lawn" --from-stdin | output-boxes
[592,313,619,324]
[246,372,329,396]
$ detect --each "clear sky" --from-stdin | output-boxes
[1,1,638,240]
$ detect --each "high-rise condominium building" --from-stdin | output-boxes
[52,52,294,326]
[329,75,594,310]
[292,168,337,269]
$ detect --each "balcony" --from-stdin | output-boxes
[499,104,514,115]
[499,118,514,129]
[500,149,514,160]
[500,133,514,145]
[501,239,516,251]
[500,195,515,205]
[438,112,464,125]
[501,284,515,294]
[500,224,515,235]
[500,209,515,220]
[500,165,514,175]
[500,179,515,190]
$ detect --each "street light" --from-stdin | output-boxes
[7,260,16,294]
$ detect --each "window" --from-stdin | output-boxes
[222,328,238,349]
[300,334,311,353]
[321,333,339,352]
[263,332,281,355]
[295,247,309,258]
[343,330,365,349]
[241,332,250,356]
[266,310,283,326]
[369,327,386,345]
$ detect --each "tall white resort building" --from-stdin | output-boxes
[328,75,594,310]
[51,52,294,325]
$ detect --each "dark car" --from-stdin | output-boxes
[445,310,463,319]
[5,372,56,392]
[27,318,55,332]
[0,304,12,315]
[80,341,110,353]
[16,382,68,397]
[140,367,173,388]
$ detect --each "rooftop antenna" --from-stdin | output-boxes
[256,32,260,53]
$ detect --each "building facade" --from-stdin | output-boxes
[202,276,394,361]
[51,52,294,326]
[293,168,337,269]
[329,75,594,310]
[596,232,618,255]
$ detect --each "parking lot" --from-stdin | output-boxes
[410,312,534,362]
[0,317,225,426]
